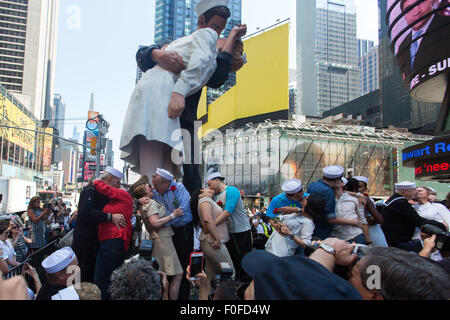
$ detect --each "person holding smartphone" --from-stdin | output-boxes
[8,220,32,263]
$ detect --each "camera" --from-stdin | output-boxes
[22,227,30,232]
[421,224,450,253]
[138,239,160,271]
[211,262,234,291]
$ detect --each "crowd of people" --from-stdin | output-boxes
[1,163,450,301]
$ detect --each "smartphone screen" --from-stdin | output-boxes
[189,253,204,279]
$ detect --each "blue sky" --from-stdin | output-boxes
[54,0,379,169]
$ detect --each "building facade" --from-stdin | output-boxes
[0,0,59,120]
[357,39,374,59]
[297,0,360,117]
[202,119,430,199]
[0,83,54,187]
[53,94,65,137]
[359,45,379,96]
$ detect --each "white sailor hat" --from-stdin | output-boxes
[425,187,437,194]
[282,179,303,195]
[195,0,229,16]
[105,166,124,180]
[341,177,348,186]
[205,172,224,185]
[395,181,417,190]
[354,176,369,185]
[42,247,77,274]
[323,165,344,179]
[51,286,80,301]
[156,168,174,182]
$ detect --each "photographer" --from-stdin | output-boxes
[186,264,247,300]
[419,223,450,261]
[109,257,169,300]
[8,220,32,263]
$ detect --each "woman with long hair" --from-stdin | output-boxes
[27,196,47,253]
[190,189,235,285]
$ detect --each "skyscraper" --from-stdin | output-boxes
[357,39,375,59]
[0,0,59,120]
[155,0,241,43]
[297,0,360,117]
[359,45,379,96]
[53,94,65,138]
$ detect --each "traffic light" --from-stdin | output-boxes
[90,137,97,155]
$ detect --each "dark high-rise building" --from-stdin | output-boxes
[53,94,65,138]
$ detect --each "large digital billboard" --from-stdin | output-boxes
[387,0,450,102]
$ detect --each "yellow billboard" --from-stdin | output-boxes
[42,127,54,171]
[199,23,289,137]
[0,90,36,152]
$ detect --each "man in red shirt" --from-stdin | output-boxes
[92,168,133,300]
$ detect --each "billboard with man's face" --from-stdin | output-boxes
[387,0,450,102]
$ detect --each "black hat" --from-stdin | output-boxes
[242,250,362,300]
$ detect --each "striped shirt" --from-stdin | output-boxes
[31,209,46,249]
[13,236,29,263]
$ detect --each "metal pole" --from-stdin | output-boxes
[95,116,102,177]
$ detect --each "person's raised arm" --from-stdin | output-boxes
[27,209,44,223]
[309,238,357,272]
[219,25,247,55]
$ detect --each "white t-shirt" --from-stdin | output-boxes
[417,202,450,231]
[252,218,265,235]
[0,239,16,261]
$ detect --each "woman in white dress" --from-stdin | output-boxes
[120,3,247,179]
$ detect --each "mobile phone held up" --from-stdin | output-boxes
[189,252,204,281]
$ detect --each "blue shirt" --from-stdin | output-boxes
[215,186,251,233]
[266,193,302,218]
[154,181,193,228]
[307,179,337,240]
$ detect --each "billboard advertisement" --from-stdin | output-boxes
[386,0,450,102]
[0,90,35,152]
[198,23,289,137]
